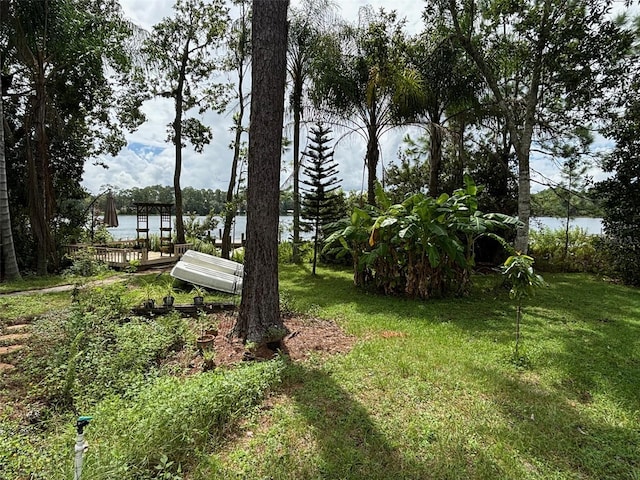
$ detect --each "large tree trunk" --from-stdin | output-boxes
[234,0,289,345]
[29,55,54,275]
[0,75,21,281]
[514,140,531,253]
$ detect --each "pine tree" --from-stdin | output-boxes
[301,123,342,275]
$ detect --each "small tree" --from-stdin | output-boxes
[143,0,229,244]
[501,253,545,361]
[300,123,342,275]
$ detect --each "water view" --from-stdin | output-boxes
[104,215,604,241]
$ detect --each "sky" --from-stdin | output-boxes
[80,0,615,196]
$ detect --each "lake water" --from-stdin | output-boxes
[530,217,603,235]
[104,214,604,240]
[105,215,298,241]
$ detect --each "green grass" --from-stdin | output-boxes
[202,265,640,480]
[1,265,639,479]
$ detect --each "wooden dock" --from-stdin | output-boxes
[65,243,192,270]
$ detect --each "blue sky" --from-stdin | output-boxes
[81,0,616,195]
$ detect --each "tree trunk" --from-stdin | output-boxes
[174,45,190,245]
[0,74,21,281]
[292,73,303,263]
[514,129,533,254]
[428,121,442,197]
[234,0,289,345]
[222,107,244,259]
[366,123,379,205]
[29,55,54,275]
[451,117,466,192]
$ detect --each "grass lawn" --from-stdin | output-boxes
[202,265,640,480]
[0,265,638,479]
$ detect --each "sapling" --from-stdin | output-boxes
[501,253,546,360]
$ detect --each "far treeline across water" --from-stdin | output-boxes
[96,185,603,218]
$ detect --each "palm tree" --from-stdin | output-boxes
[309,7,422,205]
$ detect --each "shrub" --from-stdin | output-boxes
[63,246,111,277]
[529,227,608,273]
[324,177,519,299]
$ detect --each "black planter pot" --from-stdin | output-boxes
[163,295,175,307]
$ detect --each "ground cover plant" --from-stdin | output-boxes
[0,265,638,479]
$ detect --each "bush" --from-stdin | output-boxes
[324,177,519,299]
[529,227,608,273]
[278,241,313,264]
[84,359,285,479]
[63,246,111,277]
[599,234,640,285]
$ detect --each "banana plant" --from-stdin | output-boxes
[325,177,520,299]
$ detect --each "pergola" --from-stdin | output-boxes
[134,202,174,254]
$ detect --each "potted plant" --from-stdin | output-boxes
[192,286,206,306]
[141,280,155,309]
[163,280,175,308]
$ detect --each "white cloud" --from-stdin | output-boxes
[83,0,616,196]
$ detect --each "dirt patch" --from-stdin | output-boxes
[196,313,357,367]
[0,344,25,356]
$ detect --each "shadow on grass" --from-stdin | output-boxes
[283,362,416,479]
[280,266,640,419]
[471,363,640,478]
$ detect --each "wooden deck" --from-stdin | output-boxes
[65,243,192,269]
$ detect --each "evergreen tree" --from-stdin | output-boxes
[597,61,640,285]
[301,123,342,275]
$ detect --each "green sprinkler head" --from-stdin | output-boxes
[76,416,93,434]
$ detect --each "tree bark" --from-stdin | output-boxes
[292,71,303,262]
[0,74,21,281]
[29,53,55,275]
[428,121,442,197]
[366,122,379,205]
[234,0,289,345]
[174,43,190,245]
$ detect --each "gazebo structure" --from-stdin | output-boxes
[66,202,191,270]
